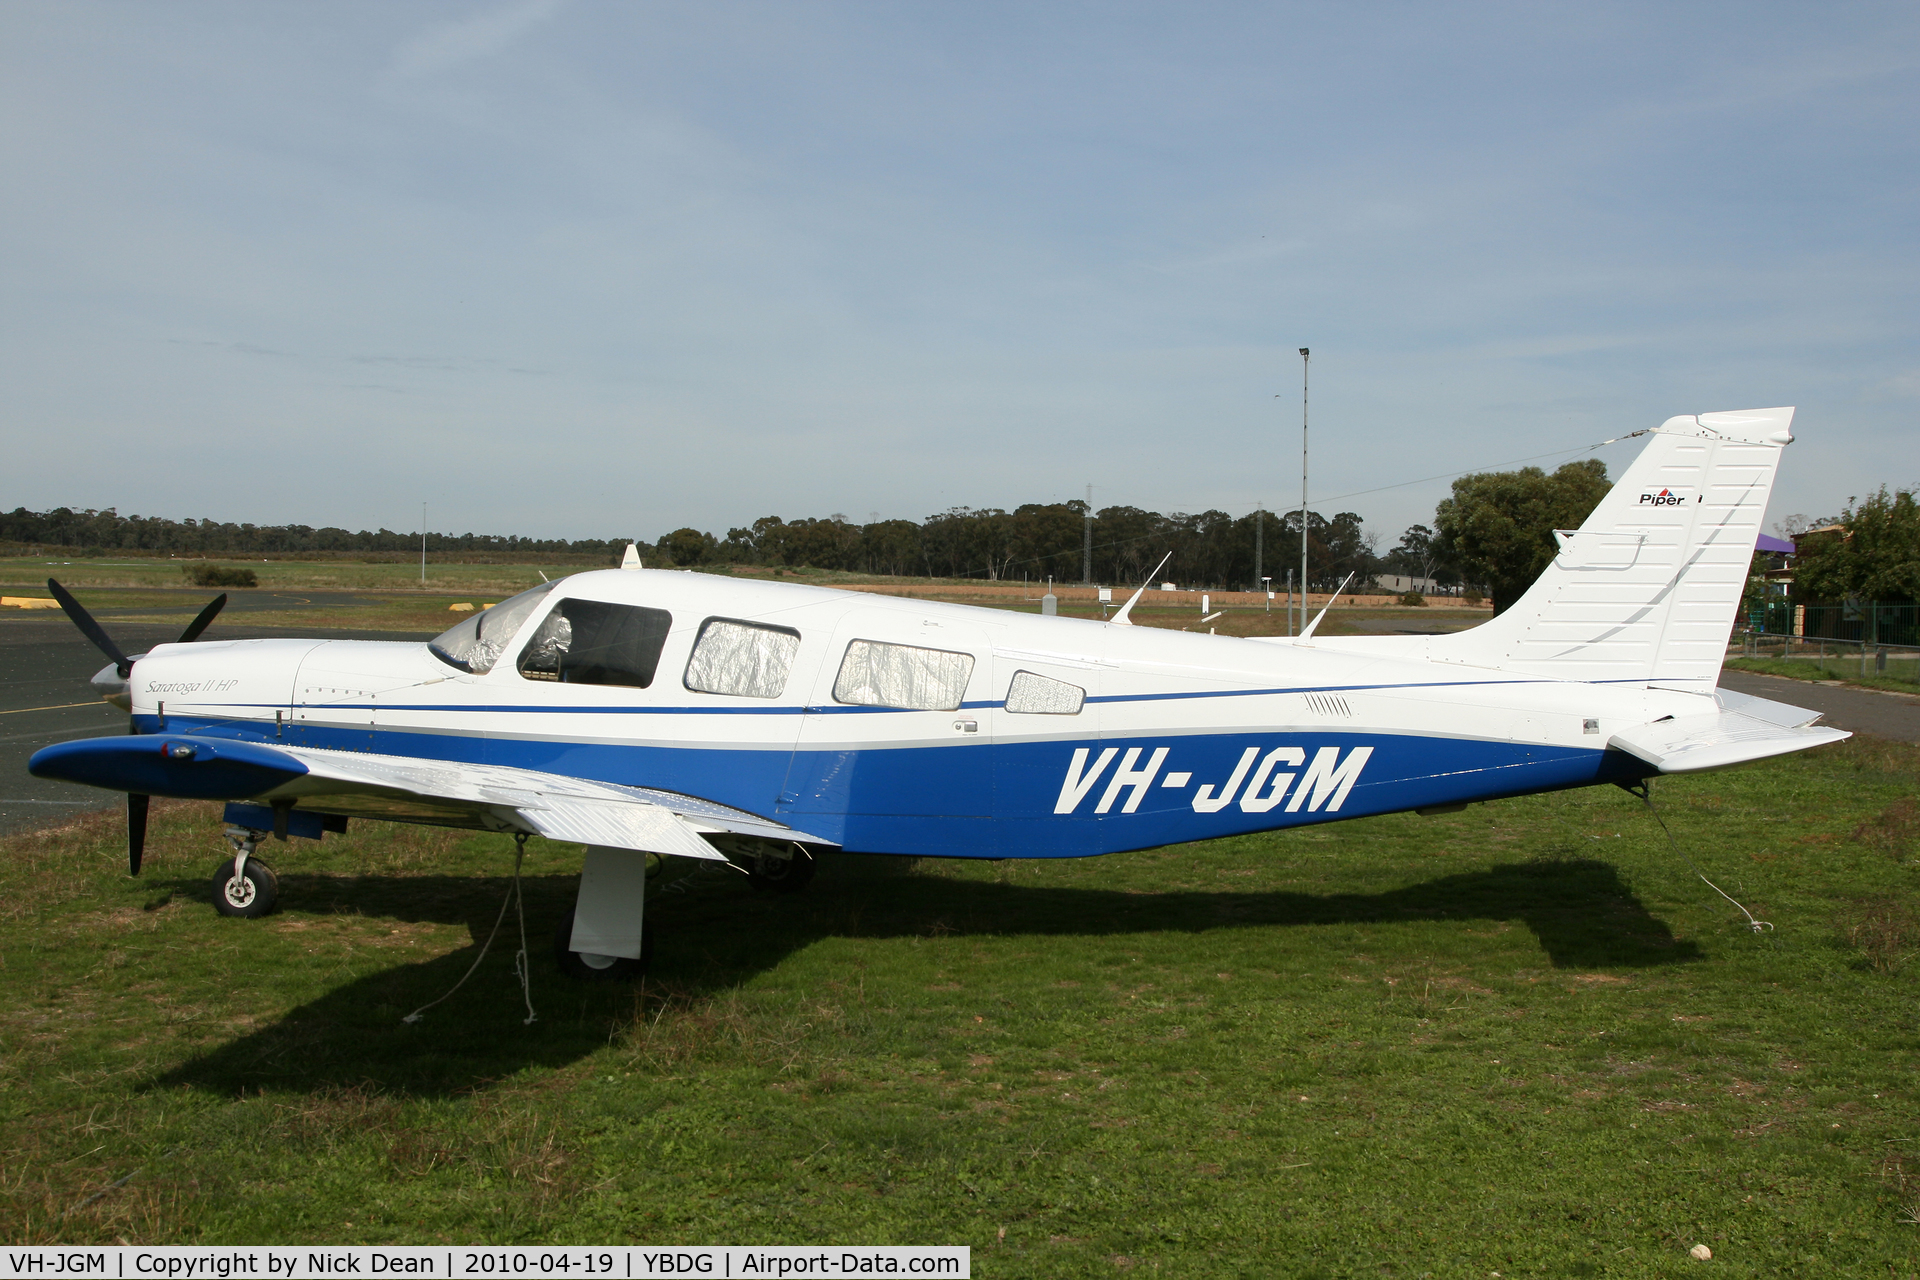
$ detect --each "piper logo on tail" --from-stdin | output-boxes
[1637,487,1699,506]
[1056,743,1373,816]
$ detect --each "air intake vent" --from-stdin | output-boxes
[1303,692,1352,718]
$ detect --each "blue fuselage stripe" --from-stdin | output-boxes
[127,711,1637,861]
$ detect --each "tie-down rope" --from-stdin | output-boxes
[402,833,539,1026]
[1632,781,1773,933]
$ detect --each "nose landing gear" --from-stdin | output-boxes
[212,826,278,918]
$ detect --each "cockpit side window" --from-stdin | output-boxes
[517,599,673,688]
[429,581,557,674]
[683,618,801,699]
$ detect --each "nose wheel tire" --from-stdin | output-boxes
[553,906,650,982]
[211,856,278,918]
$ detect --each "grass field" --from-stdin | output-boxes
[0,557,581,596]
[4,734,1917,1274]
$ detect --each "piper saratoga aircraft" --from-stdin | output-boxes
[30,406,1845,978]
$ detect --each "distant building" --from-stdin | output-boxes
[1755,532,1797,600]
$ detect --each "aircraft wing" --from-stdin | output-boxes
[1607,688,1849,774]
[29,734,833,861]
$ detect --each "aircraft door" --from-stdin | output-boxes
[778,610,996,856]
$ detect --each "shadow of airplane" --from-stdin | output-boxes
[151,855,1697,1098]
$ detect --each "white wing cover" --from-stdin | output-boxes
[263,746,833,860]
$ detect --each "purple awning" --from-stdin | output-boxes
[1755,533,1795,554]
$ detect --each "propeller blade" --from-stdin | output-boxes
[47,578,133,678]
[128,792,150,876]
[177,593,228,644]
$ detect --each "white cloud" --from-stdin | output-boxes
[389,0,565,80]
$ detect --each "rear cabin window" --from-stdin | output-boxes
[683,618,801,699]
[517,599,673,688]
[832,639,974,711]
[1005,670,1085,715]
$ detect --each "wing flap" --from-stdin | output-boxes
[1608,710,1849,774]
[273,746,828,857]
[514,797,724,861]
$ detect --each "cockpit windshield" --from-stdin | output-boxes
[428,581,558,674]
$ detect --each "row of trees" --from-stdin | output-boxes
[0,507,626,560]
[657,502,1380,591]
[19,462,1902,618]
[6,458,1637,611]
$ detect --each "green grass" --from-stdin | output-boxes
[1724,656,1920,697]
[3,747,1918,1272]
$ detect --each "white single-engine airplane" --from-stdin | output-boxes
[31,407,1846,978]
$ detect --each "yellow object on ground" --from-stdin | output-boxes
[448,602,476,611]
[1,597,61,609]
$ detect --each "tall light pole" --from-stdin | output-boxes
[1082,483,1093,585]
[1253,502,1263,592]
[420,502,427,586]
[1299,347,1310,626]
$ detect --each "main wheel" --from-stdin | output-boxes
[211,856,277,918]
[553,905,650,982]
[746,846,816,893]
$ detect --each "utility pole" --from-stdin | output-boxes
[1299,347,1310,623]
[1082,483,1093,585]
[1253,502,1263,591]
[420,502,427,586]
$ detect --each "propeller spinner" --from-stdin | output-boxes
[47,578,229,875]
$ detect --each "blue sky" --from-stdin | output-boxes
[3,2,1914,545]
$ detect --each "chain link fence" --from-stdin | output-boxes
[1749,601,1920,648]
[1733,630,1920,685]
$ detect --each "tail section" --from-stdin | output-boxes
[1431,407,1795,690]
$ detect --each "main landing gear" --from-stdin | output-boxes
[745,843,816,893]
[211,826,278,918]
[554,846,664,982]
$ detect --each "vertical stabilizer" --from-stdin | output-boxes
[1430,407,1795,690]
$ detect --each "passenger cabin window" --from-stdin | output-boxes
[684,618,801,699]
[517,599,673,688]
[430,581,557,674]
[1005,670,1084,715]
[833,639,974,711]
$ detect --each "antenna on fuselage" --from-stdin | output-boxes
[1296,571,1356,641]
[1110,551,1174,627]
[621,543,642,571]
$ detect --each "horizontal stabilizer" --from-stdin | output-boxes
[1712,685,1825,729]
[1608,709,1848,774]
